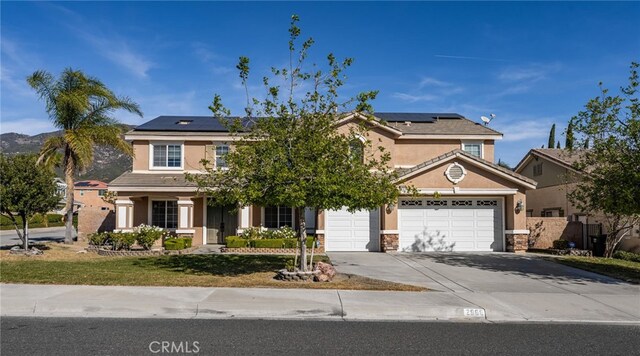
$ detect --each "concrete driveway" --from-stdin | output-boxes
[327,252,640,322]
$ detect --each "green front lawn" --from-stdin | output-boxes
[555,256,640,284]
[0,244,424,291]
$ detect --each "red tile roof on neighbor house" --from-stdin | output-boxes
[74,180,108,189]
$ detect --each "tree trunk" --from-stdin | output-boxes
[63,146,75,244]
[297,207,307,271]
[24,217,29,250]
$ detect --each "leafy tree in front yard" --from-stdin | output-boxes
[27,68,142,244]
[189,15,400,271]
[568,62,640,258]
[0,154,60,249]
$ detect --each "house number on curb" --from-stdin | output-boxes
[463,308,486,317]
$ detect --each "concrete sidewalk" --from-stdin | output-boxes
[1,283,638,323]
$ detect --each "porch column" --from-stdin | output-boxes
[505,193,529,254]
[237,206,250,234]
[381,203,399,252]
[176,199,195,235]
[115,199,134,232]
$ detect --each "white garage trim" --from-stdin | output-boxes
[324,208,380,252]
[398,197,505,252]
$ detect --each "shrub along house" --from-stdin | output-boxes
[109,113,536,253]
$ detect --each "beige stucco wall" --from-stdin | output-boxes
[394,139,460,166]
[483,141,495,163]
[184,141,207,171]
[75,190,112,210]
[132,140,149,171]
[525,184,580,217]
[518,157,579,188]
[400,159,523,190]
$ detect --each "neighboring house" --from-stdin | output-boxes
[515,148,640,252]
[109,113,536,253]
[74,180,112,211]
[52,177,83,214]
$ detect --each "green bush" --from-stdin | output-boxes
[240,227,262,239]
[226,236,249,248]
[613,251,640,263]
[111,232,136,251]
[88,232,110,247]
[164,238,185,250]
[183,237,193,248]
[134,224,166,250]
[282,237,315,248]
[47,214,64,223]
[552,239,569,249]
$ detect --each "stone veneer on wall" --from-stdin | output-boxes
[381,234,399,252]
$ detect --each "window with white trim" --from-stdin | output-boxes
[462,141,482,158]
[216,145,229,168]
[151,201,178,229]
[264,206,293,228]
[152,144,182,168]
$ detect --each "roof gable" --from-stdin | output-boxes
[396,149,537,189]
[514,148,583,174]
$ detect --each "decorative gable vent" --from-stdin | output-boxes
[445,162,467,184]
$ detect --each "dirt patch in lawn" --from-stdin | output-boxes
[0,243,425,291]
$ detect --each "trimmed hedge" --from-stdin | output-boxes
[552,239,569,249]
[226,236,249,248]
[164,237,193,251]
[226,236,315,249]
[613,251,640,263]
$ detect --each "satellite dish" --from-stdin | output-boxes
[481,114,496,126]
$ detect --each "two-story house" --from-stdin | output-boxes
[109,113,536,253]
[515,148,640,252]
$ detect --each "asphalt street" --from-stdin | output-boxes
[0,227,65,246]
[1,317,638,355]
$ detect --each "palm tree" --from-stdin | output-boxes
[27,68,142,243]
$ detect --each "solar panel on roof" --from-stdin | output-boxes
[134,116,252,132]
[373,112,465,122]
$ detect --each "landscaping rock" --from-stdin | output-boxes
[29,247,43,255]
[313,261,336,282]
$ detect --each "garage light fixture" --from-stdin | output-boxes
[515,199,524,213]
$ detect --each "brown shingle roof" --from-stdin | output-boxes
[109,172,197,188]
[396,149,537,187]
[514,148,585,173]
[384,117,502,136]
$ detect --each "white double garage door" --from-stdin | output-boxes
[324,198,503,252]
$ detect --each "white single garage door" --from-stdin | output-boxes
[325,208,379,252]
[398,198,503,252]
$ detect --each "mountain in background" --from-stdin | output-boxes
[0,125,136,182]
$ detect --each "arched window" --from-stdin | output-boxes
[349,138,365,163]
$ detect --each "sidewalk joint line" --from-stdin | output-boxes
[336,290,345,321]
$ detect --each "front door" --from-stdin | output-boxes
[206,204,238,244]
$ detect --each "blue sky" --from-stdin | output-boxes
[1,1,639,166]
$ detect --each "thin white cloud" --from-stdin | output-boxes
[418,77,451,88]
[46,4,154,78]
[490,84,531,98]
[491,117,566,142]
[78,32,153,79]
[434,54,508,62]
[498,63,561,83]
[392,92,439,103]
